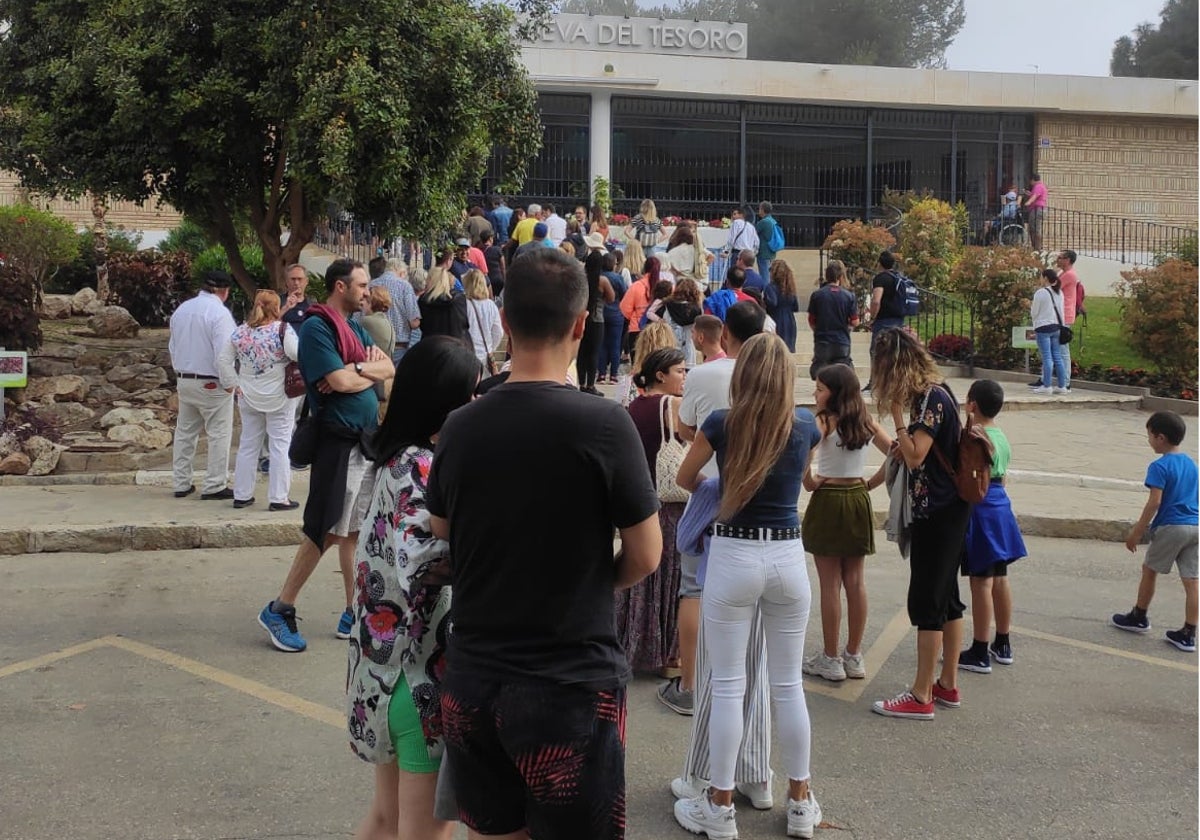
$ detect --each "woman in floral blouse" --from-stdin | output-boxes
[346,336,481,840]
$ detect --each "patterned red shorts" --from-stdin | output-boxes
[441,672,627,839]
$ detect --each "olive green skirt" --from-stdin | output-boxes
[801,483,876,557]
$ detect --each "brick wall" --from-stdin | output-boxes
[1034,114,1198,229]
[0,171,183,232]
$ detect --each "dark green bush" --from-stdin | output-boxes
[0,262,42,351]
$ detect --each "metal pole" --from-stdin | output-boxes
[865,112,874,218]
[738,103,747,207]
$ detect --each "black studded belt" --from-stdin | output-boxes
[713,524,801,542]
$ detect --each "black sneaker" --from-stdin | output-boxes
[1165,628,1196,652]
[990,640,1014,665]
[957,648,992,674]
[1110,610,1151,633]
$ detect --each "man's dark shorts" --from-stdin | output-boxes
[441,672,627,839]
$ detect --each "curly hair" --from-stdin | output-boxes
[870,327,943,417]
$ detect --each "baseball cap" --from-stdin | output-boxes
[533,222,548,239]
[455,237,471,247]
[202,270,233,288]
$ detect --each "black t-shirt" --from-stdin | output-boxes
[872,270,903,320]
[807,284,857,345]
[908,385,962,518]
[426,381,660,689]
[279,294,314,326]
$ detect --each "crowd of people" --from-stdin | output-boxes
[160,196,1197,840]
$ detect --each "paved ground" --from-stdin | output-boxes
[1,534,1195,840]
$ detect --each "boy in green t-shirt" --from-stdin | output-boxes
[958,380,1028,674]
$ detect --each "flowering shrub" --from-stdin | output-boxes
[948,246,1041,369]
[107,250,194,327]
[662,215,683,226]
[927,333,973,361]
[1076,364,1196,400]
[1116,258,1199,383]
[610,213,630,225]
[822,219,896,305]
[896,196,964,293]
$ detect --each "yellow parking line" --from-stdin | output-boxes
[0,637,110,680]
[807,608,912,703]
[105,636,343,729]
[1013,625,1198,673]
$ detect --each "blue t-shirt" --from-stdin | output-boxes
[603,271,627,321]
[297,315,378,431]
[702,407,821,529]
[1146,452,1199,528]
[807,283,858,346]
[742,268,765,291]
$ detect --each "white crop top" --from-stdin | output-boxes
[815,429,868,479]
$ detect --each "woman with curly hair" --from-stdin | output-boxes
[764,259,800,353]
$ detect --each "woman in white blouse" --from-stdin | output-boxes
[463,269,503,372]
[222,290,300,511]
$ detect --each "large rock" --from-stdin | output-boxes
[85,382,130,405]
[130,389,173,405]
[106,363,167,392]
[106,423,173,450]
[99,407,156,429]
[0,452,31,475]
[40,294,74,319]
[28,357,78,378]
[107,349,155,368]
[22,435,66,476]
[0,432,19,458]
[23,374,89,404]
[88,306,140,338]
[33,402,95,427]
[70,287,103,316]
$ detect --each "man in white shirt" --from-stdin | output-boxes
[543,202,567,246]
[168,270,239,499]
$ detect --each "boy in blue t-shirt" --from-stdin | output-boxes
[1110,411,1200,652]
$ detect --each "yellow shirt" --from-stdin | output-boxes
[511,216,537,245]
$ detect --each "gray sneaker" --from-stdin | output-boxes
[803,651,846,682]
[842,650,866,679]
[657,677,694,716]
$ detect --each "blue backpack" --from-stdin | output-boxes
[767,220,785,253]
[890,270,920,317]
[704,289,737,322]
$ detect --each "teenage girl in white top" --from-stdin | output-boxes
[801,363,893,682]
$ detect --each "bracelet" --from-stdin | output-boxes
[895,428,908,437]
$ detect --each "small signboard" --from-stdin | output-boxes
[1039,137,1052,148]
[0,350,28,388]
[1011,326,1038,350]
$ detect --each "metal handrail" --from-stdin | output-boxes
[908,285,976,376]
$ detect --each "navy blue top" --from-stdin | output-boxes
[807,283,858,346]
[702,407,821,529]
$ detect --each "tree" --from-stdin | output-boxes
[1111,0,1198,79]
[0,0,550,295]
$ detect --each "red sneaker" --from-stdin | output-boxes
[871,690,934,720]
[932,680,961,708]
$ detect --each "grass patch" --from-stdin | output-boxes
[1072,297,1155,370]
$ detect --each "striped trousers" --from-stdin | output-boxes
[680,603,772,784]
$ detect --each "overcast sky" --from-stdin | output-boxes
[943,0,1168,76]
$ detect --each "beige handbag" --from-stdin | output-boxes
[656,395,690,503]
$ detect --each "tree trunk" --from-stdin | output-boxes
[207,196,257,300]
[91,194,110,302]
[256,177,315,293]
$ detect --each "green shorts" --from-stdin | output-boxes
[388,674,441,774]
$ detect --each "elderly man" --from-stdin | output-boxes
[368,256,421,364]
[280,263,315,325]
[168,270,239,499]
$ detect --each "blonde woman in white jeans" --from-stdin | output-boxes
[673,333,824,840]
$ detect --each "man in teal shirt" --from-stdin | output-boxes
[755,201,781,281]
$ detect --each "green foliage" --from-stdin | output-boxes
[0,262,42,351]
[896,196,963,293]
[1116,259,1199,382]
[1153,233,1199,267]
[1110,0,1197,79]
[821,219,896,306]
[0,204,80,303]
[49,228,143,294]
[947,246,1041,368]
[159,218,216,258]
[1070,297,1153,370]
[107,251,194,327]
[0,0,548,293]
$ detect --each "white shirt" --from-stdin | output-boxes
[544,213,567,246]
[724,218,759,254]
[169,291,238,388]
[1030,286,1065,330]
[679,356,736,477]
[465,297,503,367]
[219,321,299,413]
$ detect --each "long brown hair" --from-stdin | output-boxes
[719,333,795,521]
[870,328,943,417]
[815,363,873,450]
[247,289,281,328]
[770,259,797,299]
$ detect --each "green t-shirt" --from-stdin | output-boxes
[298,315,378,431]
[985,425,1011,479]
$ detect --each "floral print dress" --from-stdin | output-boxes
[346,445,452,765]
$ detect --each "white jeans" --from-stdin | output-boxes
[702,535,813,791]
[172,379,234,494]
[233,400,296,504]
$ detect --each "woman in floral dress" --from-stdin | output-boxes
[346,336,481,840]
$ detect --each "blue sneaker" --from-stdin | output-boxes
[258,602,306,652]
[336,607,354,640]
[258,457,270,474]
[1110,610,1150,633]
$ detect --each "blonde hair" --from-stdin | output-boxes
[870,327,943,418]
[622,240,646,275]
[632,322,676,372]
[247,289,281,328]
[559,240,576,256]
[368,285,392,313]
[463,269,491,300]
[719,333,796,521]
[423,266,454,301]
[639,199,659,224]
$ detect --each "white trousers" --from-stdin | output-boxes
[702,535,813,791]
[172,380,234,494]
[233,400,296,504]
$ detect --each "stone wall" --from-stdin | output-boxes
[0,171,183,232]
[1033,114,1198,229]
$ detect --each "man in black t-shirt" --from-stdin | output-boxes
[807,259,859,379]
[427,247,661,839]
[866,250,905,390]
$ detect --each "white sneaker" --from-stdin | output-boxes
[842,650,866,679]
[1053,386,1072,395]
[803,651,847,682]
[1031,386,1053,395]
[787,792,823,838]
[672,775,708,801]
[735,773,773,809]
[674,791,738,840]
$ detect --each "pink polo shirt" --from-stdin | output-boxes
[1027,181,1047,210]
[1059,267,1078,324]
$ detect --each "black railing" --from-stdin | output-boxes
[909,286,976,376]
[1041,207,1195,264]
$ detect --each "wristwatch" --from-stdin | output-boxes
[354,362,364,376]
